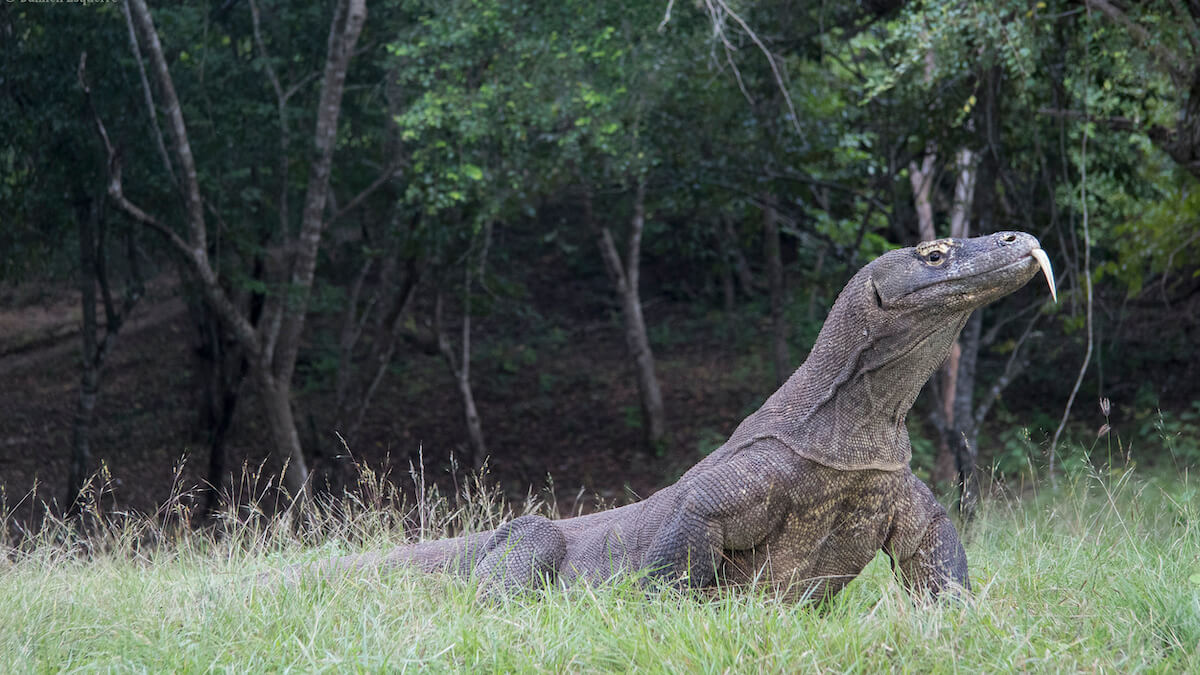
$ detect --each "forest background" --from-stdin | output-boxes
[2,0,1199,529]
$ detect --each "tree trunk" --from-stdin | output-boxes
[110,0,368,509]
[952,311,983,518]
[618,255,666,447]
[68,185,143,513]
[762,193,789,386]
[435,277,488,473]
[908,146,937,243]
[254,367,311,500]
[722,215,756,298]
[69,192,100,512]
[192,306,249,521]
[589,179,667,449]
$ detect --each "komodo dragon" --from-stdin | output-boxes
[281,231,1056,601]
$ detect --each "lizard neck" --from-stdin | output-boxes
[731,266,969,471]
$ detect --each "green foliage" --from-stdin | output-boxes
[1135,402,1200,468]
[6,0,1200,487]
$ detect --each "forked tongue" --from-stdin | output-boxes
[1030,248,1057,303]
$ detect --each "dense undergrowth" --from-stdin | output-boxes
[1,457,1197,673]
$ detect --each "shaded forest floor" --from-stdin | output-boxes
[0,267,775,528]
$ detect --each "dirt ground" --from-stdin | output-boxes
[0,273,766,529]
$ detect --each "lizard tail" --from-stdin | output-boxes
[262,530,493,587]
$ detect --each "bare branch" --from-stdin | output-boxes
[284,71,321,101]
[973,309,1042,428]
[78,52,187,253]
[658,0,676,33]
[1159,228,1200,308]
[1036,107,1141,132]
[79,39,261,362]
[702,0,803,136]
[1049,69,1096,478]
[345,261,422,444]
[249,0,294,263]
[248,0,284,103]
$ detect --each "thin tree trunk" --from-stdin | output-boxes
[916,145,981,491]
[762,193,789,386]
[952,310,983,518]
[589,180,667,448]
[435,273,488,472]
[722,215,755,297]
[344,257,421,447]
[908,146,937,243]
[949,148,978,237]
[194,307,249,521]
[68,189,143,512]
[69,193,100,512]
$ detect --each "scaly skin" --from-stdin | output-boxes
[281,231,1055,601]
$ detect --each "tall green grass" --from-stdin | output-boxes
[1,457,1197,673]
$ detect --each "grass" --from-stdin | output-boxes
[1,459,1198,673]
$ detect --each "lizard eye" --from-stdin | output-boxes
[925,251,945,266]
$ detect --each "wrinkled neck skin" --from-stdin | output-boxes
[729,267,970,471]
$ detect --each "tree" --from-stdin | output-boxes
[85,0,370,505]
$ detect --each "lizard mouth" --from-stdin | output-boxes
[987,248,1057,303]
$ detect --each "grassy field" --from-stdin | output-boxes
[1,463,1198,673]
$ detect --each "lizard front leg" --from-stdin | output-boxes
[640,443,793,589]
[885,473,969,599]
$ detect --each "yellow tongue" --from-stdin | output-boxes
[1031,248,1057,303]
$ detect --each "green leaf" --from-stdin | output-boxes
[1189,573,1200,586]
[463,164,483,181]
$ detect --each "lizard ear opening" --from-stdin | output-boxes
[872,281,885,309]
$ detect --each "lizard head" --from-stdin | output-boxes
[741,231,1055,470]
[866,231,1055,318]
[847,230,1055,413]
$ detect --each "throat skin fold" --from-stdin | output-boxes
[726,273,970,471]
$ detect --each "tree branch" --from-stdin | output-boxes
[626,177,646,293]
[127,0,208,258]
[78,42,261,362]
[1085,0,1190,82]
[120,0,176,187]
[1167,0,1200,54]
[248,0,292,247]
[973,310,1041,428]
[328,161,400,227]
